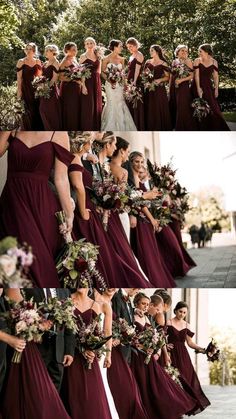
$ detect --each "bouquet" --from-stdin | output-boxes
[64,64,91,82]
[55,211,107,289]
[132,325,165,364]
[141,67,162,91]
[76,313,112,369]
[32,76,51,99]
[164,365,183,388]
[4,299,53,363]
[89,171,129,230]
[38,297,78,334]
[147,160,177,193]
[149,199,172,228]
[170,183,190,224]
[205,338,220,362]
[172,60,192,87]
[112,317,136,345]
[191,98,211,122]
[0,236,33,287]
[105,63,126,89]
[94,44,106,61]
[124,83,143,108]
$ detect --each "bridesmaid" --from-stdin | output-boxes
[170,45,197,130]
[1,289,71,419]
[95,288,149,419]
[16,42,42,129]
[126,37,145,130]
[167,301,211,412]
[128,152,176,287]
[59,42,81,130]
[131,293,196,419]
[0,131,74,288]
[79,37,102,129]
[39,44,62,130]
[144,45,172,130]
[193,43,229,130]
[169,213,196,270]
[69,132,148,287]
[61,288,112,419]
[93,135,150,287]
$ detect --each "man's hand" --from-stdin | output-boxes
[63,355,74,367]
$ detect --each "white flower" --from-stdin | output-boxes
[0,255,17,277]
[16,320,27,333]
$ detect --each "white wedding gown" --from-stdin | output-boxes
[101,63,137,131]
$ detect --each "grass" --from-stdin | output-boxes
[223,111,236,123]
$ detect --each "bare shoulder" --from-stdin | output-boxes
[59,58,68,69]
[166,319,172,326]
[213,58,218,67]
[102,301,112,315]
[193,57,200,66]
[186,58,193,67]
[53,60,60,70]
[52,131,70,149]
[137,51,144,61]
[16,58,24,68]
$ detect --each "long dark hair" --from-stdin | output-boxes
[127,151,143,187]
[199,43,213,56]
[112,136,129,157]
[151,44,168,64]
[108,39,122,51]
[174,301,188,314]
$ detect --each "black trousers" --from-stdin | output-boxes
[37,336,64,392]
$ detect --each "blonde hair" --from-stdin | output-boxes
[85,37,96,46]
[126,37,142,49]
[45,44,59,56]
[69,131,93,153]
[24,42,38,56]
[174,44,188,57]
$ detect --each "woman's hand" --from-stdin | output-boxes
[81,209,90,221]
[130,215,137,228]
[83,350,95,363]
[7,336,26,352]
[103,353,112,368]
[146,348,154,355]
[82,84,88,95]
[175,78,182,86]
[197,87,203,98]
[112,338,121,347]
[151,218,159,232]
[143,189,161,200]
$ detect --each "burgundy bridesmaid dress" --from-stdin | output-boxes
[170,66,198,130]
[39,65,62,130]
[167,324,211,412]
[106,212,151,287]
[0,134,73,288]
[169,218,196,268]
[2,342,70,419]
[69,164,148,287]
[130,217,176,287]
[131,322,197,419]
[144,62,172,130]
[155,225,194,277]
[107,312,148,419]
[79,59,102,130]
[194,63,230,130]
[61,308,112,419]
[126,57,145,130]
[18,63,43,129]
[60,64,81,130]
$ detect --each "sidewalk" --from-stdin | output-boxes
[176,233,236,288]
[184,385,236,418]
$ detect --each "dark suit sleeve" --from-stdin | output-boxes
[64,328,76,357]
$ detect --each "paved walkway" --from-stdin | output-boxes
[184,385,236,418]
[176,233,236,288]
[227,121,236,130]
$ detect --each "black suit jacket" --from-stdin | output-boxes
[23,289,75,362]
[112,290,134,363]
[112,289,134,325]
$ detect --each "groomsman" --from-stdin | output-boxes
[112,288,139,363]
[23,288,75,391]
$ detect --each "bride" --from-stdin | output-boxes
[101,39,137,131]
